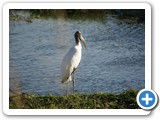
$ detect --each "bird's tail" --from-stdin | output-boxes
[61,79,66,84]
[61,76,72,83]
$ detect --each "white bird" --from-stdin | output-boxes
[61,31,87,95]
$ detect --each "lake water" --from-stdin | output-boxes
[9,13,145,95]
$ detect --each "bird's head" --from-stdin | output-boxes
[75,31,87,49]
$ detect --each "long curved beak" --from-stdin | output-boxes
[80,35,87,49]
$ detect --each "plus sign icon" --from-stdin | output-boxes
[137,89,158,110]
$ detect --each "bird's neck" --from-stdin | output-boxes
[75,41,82,49]
[75,37,79,45]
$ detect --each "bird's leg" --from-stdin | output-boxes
[71,68,76,94]
[72,73,75,94]
[66,82,69,96]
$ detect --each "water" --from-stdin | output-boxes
[9,14,145,95]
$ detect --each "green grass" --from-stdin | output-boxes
[9,9,144,23]
[9,89,140,109]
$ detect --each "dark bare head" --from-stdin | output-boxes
[74,31,87,48]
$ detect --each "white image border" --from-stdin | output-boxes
[3,2,151,115]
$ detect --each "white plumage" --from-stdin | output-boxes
[61,44,82,83]
[61,31,87,95]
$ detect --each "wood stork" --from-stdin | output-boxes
[61,31,87,95]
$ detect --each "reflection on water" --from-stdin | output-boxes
[9,14,145,95]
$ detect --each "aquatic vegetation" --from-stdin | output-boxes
[9,9,145,23]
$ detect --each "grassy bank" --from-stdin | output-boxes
[9,89,139,109]
[9,9,144,23]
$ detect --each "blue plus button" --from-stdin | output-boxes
[137,89,158,110]
[139,91,155,107]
